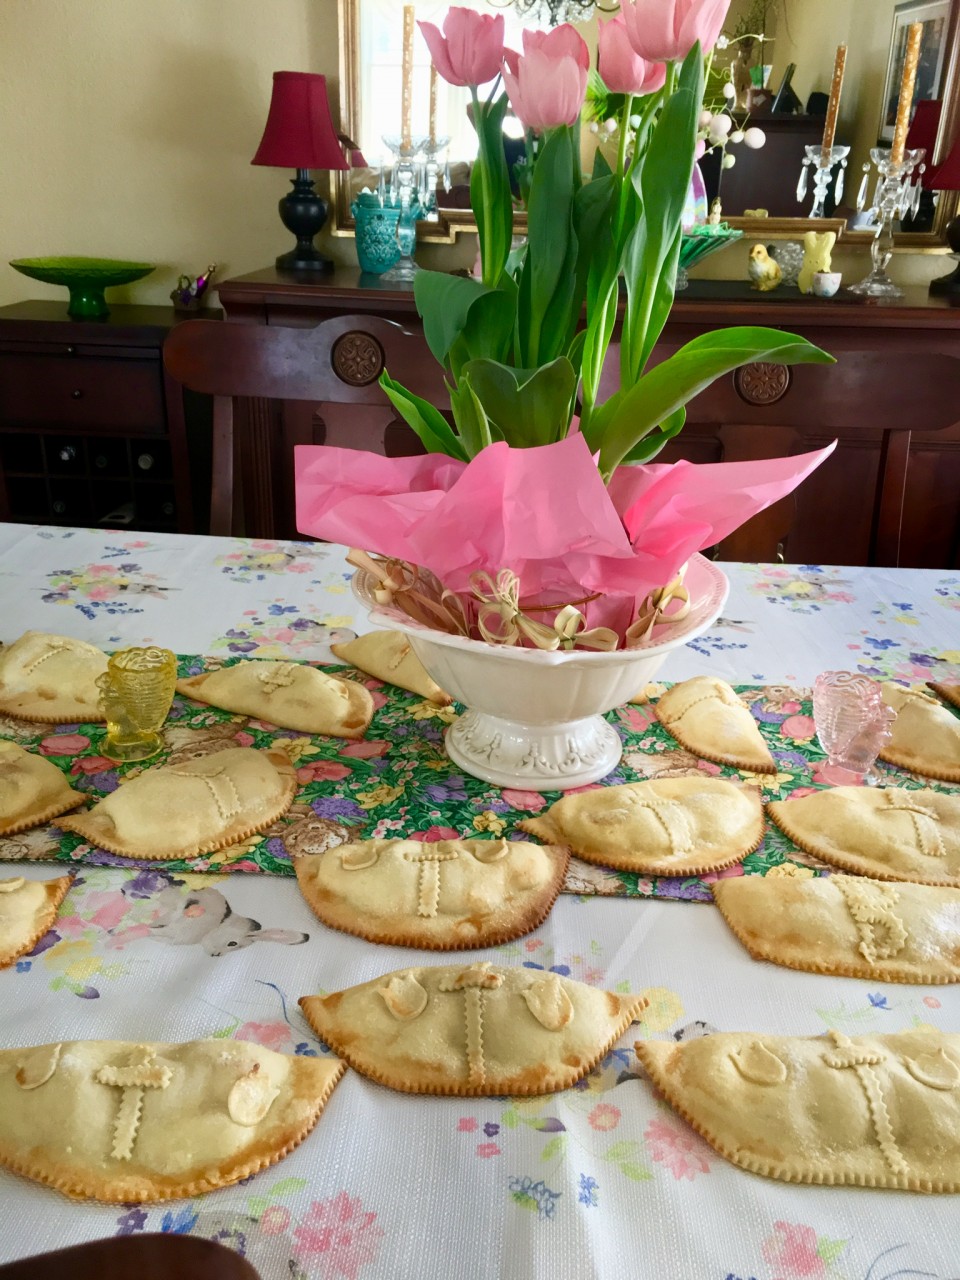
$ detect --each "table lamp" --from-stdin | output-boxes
[251,71,349,273]
[928,130,960,296]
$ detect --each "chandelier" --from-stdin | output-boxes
[488,0,616,28]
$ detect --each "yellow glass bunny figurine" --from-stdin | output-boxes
[97,647,177,762]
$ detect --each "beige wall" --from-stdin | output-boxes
[0,0,945,309]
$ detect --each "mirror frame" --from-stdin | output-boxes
[330,0,960,249]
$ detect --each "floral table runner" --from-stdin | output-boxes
[4,657,956,902]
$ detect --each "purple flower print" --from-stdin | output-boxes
[115,1207,148,1236]
[424,778,467,803]
[311,796,367,822]
[123,869,173,899]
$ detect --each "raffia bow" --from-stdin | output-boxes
[470,570,618,651]
[348,549,469,636]
[625,568,691,646]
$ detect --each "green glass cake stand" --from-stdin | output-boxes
[677,225,743,290]
[9,257,156,318]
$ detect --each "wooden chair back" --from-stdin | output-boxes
[163,315,446,537]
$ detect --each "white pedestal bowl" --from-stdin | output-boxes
[353,555,729,791]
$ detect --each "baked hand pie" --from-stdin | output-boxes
[0,631,108,723]
[637,1027,960,1191]
[929,682,960,712]
[331,631,451,705]
[294,837,569,949]
[0,1038,344,1202]
[654,677,776,774]
[176,660,374,739]
[519,777,763,876]
[879,683,960,782]
[713,873,960,983]
[300,962,647,1096]
[0,740,84,835]
[0,874,71,968]
[767,786,960,886]
[59,747,297,861]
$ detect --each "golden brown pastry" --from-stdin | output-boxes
[0,874,71,968]
[713,872,960,983]
[0,740,84,835]
[294,837,569,949]
[59,748,296,861]
[880,683,960,782]
[767,785,960,886]
[0,1038,344,1201]
[177,660,373,739]
[519,777,763,876]
[300,962,647,1096]
[929,682,960,712]
[331,631,450,705]
[0,631,108,723]
[654,677,776,773]
[637,1027,960,1191]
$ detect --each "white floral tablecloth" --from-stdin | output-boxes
[2,522,960,1280]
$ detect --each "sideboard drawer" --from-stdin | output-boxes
[0,353,164,433]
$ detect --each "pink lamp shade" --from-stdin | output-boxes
[251,71,348,171]
[905,99,943,188]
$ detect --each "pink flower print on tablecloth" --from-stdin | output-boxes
[762,1221,828,1278]
[780,714,816,742]
[588,1103,621,1132]
[297,760,352,785]
[235,1021,291,1053]
[500,788,548,812]
[292,1191,386,1279]
[644,1115,712,1180]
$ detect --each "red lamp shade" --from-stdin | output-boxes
[930,134,960,192]
[251,71,348,171]
[905,99,943,188]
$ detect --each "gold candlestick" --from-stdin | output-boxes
[821,44,846,156]
[891,21,923,166]
[401,4,415,151]
[428,63,438,148]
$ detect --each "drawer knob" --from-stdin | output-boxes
[66,345,76,355]
[71,389,83,399]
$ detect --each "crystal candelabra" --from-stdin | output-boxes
[380,134,429,283]
[850,146,926,298]
[812,670,895,785]
[418,136,450,216]
[797,144,850,218]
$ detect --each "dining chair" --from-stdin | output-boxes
[163,313,447,538]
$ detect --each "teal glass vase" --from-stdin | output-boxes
[352,199,402,275]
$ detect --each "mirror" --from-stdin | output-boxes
[332,0,960,246]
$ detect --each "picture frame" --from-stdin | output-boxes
[880,0,950,142]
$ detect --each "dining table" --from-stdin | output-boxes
[1,519,960,1280]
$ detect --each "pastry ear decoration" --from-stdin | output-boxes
[904,1050,960,1091]
[15,1042,62,1090]
[522,975,574,1031]
[228,1063,281,1125]
[378,972,428,1020]
[730,1041,788,1086]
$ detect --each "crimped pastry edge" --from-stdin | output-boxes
[710,877,960,984]
[294,845,571,950]
[0,874,72,969]
[766,799,960,888]
[0,789,85,838]
[56,751,297,862]
[928,682,960,712]
[876,746,960,785]
[654,683,777,774]
[635,1039,959,1192]
[0,1054,345,1202]
[299,991,648,1096]
[0,704,106,726]
[518,786,764,877]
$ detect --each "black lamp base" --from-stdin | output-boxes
[275,169,335,274]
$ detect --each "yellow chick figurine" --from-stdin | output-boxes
[748,243,782,292]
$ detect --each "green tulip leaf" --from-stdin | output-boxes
[414,271,499,369]
[447,373,494,458]
[379,370,468,461]
[460,356,577,446]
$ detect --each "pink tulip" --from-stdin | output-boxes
[598,17,666,96]
[418,8,505,88]
[502,25,589,131]
[620,0,730,63]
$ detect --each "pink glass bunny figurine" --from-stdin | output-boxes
[812,671,896,785]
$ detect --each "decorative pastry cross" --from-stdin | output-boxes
[403,845,462,917]
[256,663,299,695]
[823,1030,908,1176]
[833,877,907,963]
[22,641,71,675]
[169,761,242,820]
[95,1046,172,1160]
[883,793,945,859]
[588,790,693,856]
[438,963,504,1087]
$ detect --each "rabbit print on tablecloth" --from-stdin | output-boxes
[147,885,308,955]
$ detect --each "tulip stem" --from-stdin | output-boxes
[616,94,634,180]
[471,85,497,288]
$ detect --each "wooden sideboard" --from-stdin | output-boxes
[216,267,960,567]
